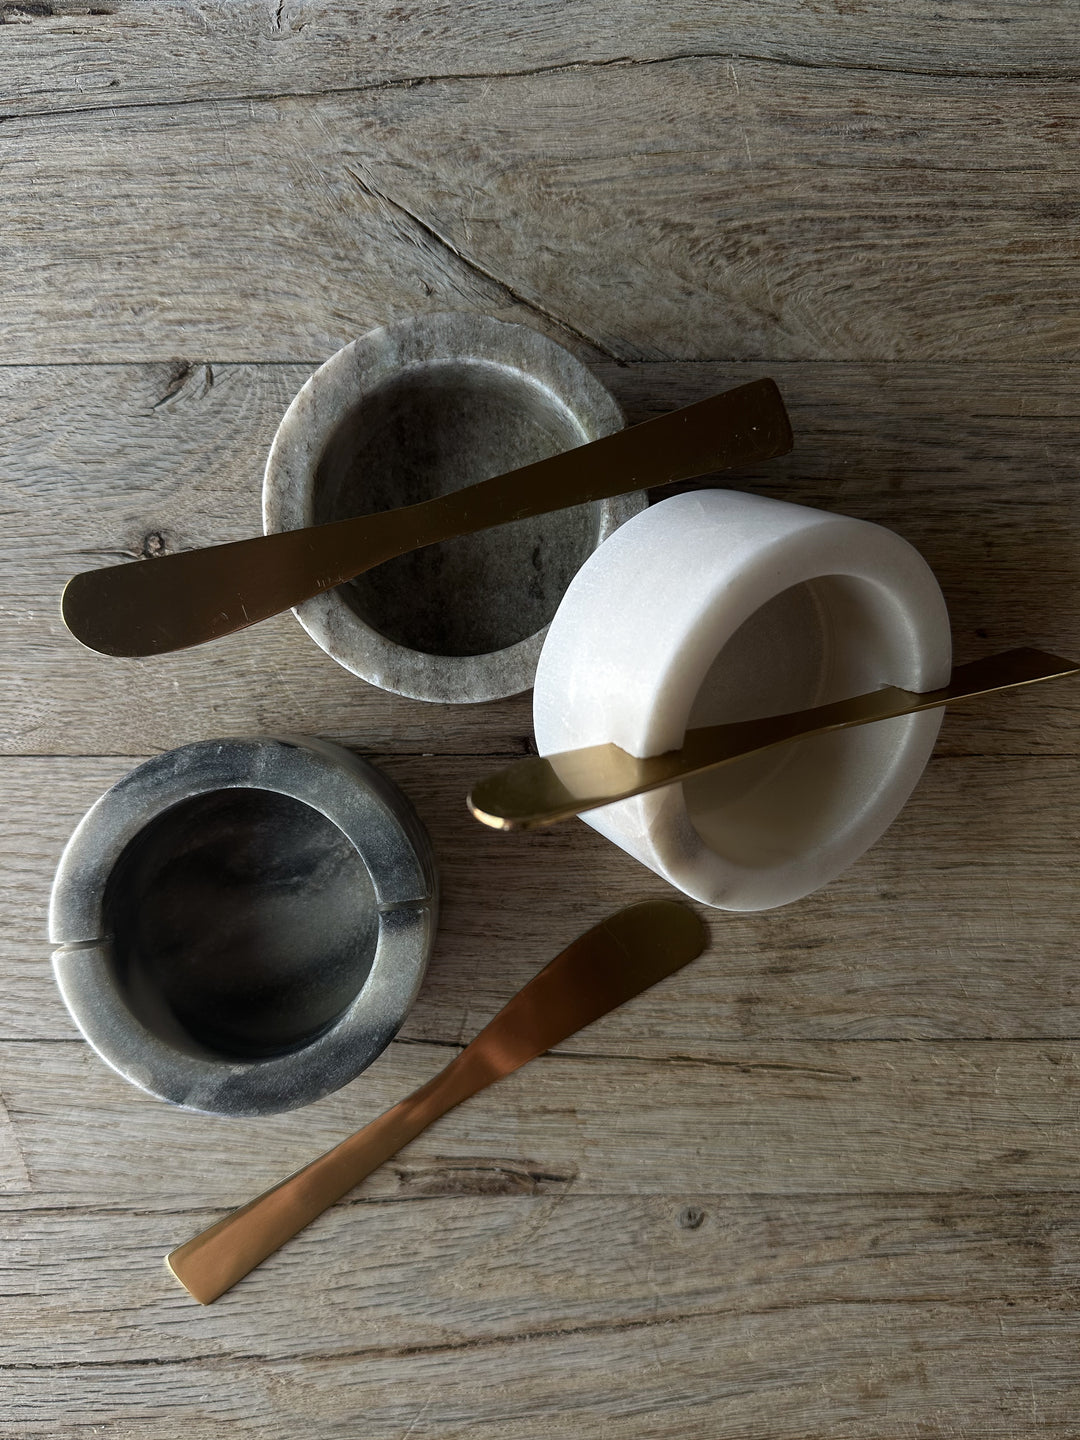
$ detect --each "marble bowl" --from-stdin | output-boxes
[48,737,438,1116]
[262,313,643,704]
[534,490,952,911]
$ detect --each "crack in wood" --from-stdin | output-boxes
[341,161,622,360]
[149,361,214,411]
[4,1187,1079,1220]
[0,47,1072,128]
[388,1157,577,1197]
[548,1049,862,1079]
[0,1291,1053,1374]
[0,1091,31,1192]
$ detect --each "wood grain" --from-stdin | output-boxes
[3,1195,1080,1438]
[4,1193,1078,1362]
[3,59,1080,362]
[5,1303,1079,1438]
[6,1033,1080,1206]
[2,0,1077,120]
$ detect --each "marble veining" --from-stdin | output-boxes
[105,788,379,1060]
[263,312,644,703]
[49,737,438,1116]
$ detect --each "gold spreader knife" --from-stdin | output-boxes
[468,648,1079,831]
[167,899,707,1305]
[62,378,791,658]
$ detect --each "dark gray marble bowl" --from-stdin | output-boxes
[48,737,437,1116]
[262,313,644,703]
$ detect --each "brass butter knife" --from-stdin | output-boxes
[468,648,1079,830]
[167,899,707,1304]
[62,378,791,658]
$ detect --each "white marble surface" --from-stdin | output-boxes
[534,490,952,909]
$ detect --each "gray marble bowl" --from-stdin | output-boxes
[263,313,643,703]
[48,737,438,1117]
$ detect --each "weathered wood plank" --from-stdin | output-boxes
[2,362,1078,759]
[4,1192,1078,1362]
[3,1299,1079,1437]
[5,1034,1080,1207]
[2,0,1076,121]
[3,62,1080,361]
[5,750,1079,1043]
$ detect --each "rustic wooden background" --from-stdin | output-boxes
[2,2,1079,1435]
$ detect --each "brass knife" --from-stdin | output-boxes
[468,648,1080,830]
[61,378,792,658]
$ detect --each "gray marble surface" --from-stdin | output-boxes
[49,737,438,1116]
[263,312,645,702]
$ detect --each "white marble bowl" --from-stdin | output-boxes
[533,490,952,911]
[263,313,642,703]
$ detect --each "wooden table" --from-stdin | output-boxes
[2,5,1079,1435]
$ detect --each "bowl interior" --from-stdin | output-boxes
[103,788,379,1060]
[312,358,601,657]
[683,575,911,868]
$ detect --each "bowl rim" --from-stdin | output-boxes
[262,311,642,704]
[48,736,438,1116]
[533,490,953,911]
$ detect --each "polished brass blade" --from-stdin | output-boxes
[62,378,792,658]
[166,899,707,1304]
[468,648,1080,831]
